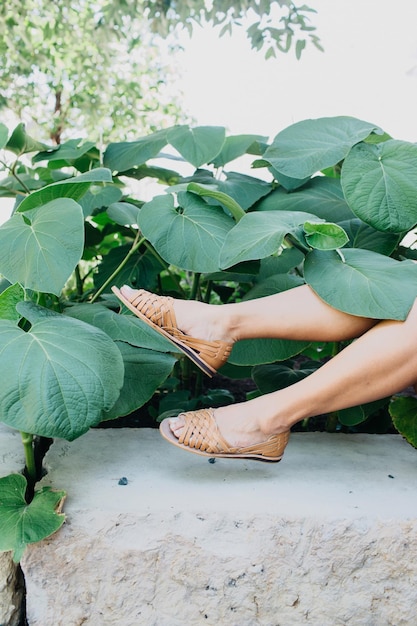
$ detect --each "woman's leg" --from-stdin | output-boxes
[121,284,376,343]
[170,297,417,448]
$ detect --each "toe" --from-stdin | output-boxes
[169,416,185,439]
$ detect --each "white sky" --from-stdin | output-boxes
[175,0,417,142]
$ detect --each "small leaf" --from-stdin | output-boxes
[304,221,349,250]
[389,396,417,448]
[0,474,65,563]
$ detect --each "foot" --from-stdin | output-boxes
[120,285,237,344]
[169,395,293,449]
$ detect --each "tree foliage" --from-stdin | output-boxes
[0,1,320,143]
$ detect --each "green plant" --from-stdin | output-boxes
[0,115,417,560]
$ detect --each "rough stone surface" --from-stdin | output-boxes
[21,430,417,626]
[0,425,26,626]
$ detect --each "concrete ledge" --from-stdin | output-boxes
[0,425,26,626]
[21,430,417,626]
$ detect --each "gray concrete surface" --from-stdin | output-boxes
[18,429,417,625]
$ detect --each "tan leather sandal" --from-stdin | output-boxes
[159,408,290,462]
[111,286,232,377]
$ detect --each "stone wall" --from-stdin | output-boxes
[17,429,417,626]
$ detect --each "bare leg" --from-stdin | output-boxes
[121,284,376,343]
[170,297,417,448]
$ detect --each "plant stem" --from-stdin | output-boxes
[90,233,146,303]
[189,272,201,301]
[21,432,36,486]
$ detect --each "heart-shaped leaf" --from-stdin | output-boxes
[304,248,417,320]
[341,140,417,233]
[263,116,381,179]
[0,199,84,295]
[138,192,235,272]
[0,474,65,563]
[219,210,319,268]
[0,302,124,440]
[167,125,226,168]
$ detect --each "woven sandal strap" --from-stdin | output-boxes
[130,290,177,330]
[178,409,234,454]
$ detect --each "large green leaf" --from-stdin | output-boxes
[211,134,267,167]
[0,474,66,563]
[103,129,169,172]
[167,125,226,168]
[256,177,354,222]
[102,342,176,420]
[138,192,235,272]
[16,168,113,212]
[341,140,417,233]
[263,116,380,179]
[389,396,417,448]
[0,199,84,296]
[0,302,124,440]
[304,248,417,320]
[219,210,319,268]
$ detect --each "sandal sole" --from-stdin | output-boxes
[112,286,216,377]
